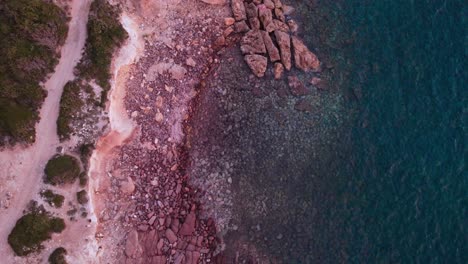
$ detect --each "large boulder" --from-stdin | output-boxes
[274,30,292,70]
[288,75,309,96]
[245,2,258,19]
[231,0,246,21]
[125,230,142,258]
[260,31,280,62]
[241,30,266,54]
[292,36,320,71]
[245,55,268,77]
[258,5,275,32]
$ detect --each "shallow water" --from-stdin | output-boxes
[190,0,466,262]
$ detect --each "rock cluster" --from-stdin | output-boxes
[229,0,320,78]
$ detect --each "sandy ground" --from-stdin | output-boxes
[0,0,92,262]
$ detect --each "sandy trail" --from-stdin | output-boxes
[0,0,91,261]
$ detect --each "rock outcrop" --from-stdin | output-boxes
[292,36,320,71]
[245,55,268,77]
[228,0,321,79]
[241,30,266,54]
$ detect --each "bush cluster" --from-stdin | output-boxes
[44,155,81,186]
[40,190,65,208]
[76,190,89,204]
[8,212,65,256]
[48,247,68,264]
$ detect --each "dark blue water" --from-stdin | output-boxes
[320,0,467,262]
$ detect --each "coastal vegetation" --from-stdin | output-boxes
[0,0,68,146]
[48,247,68,264]
[40,190,65,208]
[44,155,81,186]
[8,212,65,256]
[57,81,84,140]
[77,0,127,105]
[76,190,89,204]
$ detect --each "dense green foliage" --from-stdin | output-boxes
[76,190,89,204]
[78,0,127,97]
[57,81,84,140]
[0,0,68,145]
[44,155,81,185]
[40,190,65,208]
[8,212,65,256]
[48,247,68,264]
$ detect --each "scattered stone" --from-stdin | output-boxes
[155,96,163,109]
[186,57,196,67]
[125,230,141,258]
[165,228,178,244]
[249,17,261,30]
[287,19,299,33]
[240,30,266,54]
[288,75,309,96]
[224,17,235,26]
[120,177,135,194]
[292,36,320,71]
[214,35,226,46]
[244,55,268,78]
[295,99,313,112]
[260,31,280,62]
[231,0,247,21]
[282,5,295,15]
[148,215,157,225]
[274,8,285,22]
[258,5,275,32]
[274,62,284,79]
[273,0,283,8]
[168,65,187,80]
[201,0,226,4]
[234,21,250,33]
[179,212,196,236]
[273,19,289,32]
[155,112,164,123]
[310,77,328,90]
[224,26,234,37]
[165,84,174,93]
[274,30,292,70]
[245,2,258,19]
[264,0,275,9]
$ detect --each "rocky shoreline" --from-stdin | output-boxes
[88,0,332,263]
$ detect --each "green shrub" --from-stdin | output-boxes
[48,247,68,264]
[57,81,84,140]
[44,155,81,185]
[8,213,65,256]
[79,172,88,187]
[0,0,68,145]
[76,190,89,204]
[77,0,127,94]
[40,190,65,208]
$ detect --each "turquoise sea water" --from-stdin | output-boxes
[311,0,467,262]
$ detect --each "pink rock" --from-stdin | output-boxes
[292,36,320,71]
[179,212,196,236]
[241,30,266,54]
[165,228,178,244]
[275,30,292,70]
[288,75,309,96]
[261,31,280,62]
[244,55,268,78]
[231,0,247,21]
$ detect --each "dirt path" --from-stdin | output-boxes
[0,0,91,261]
